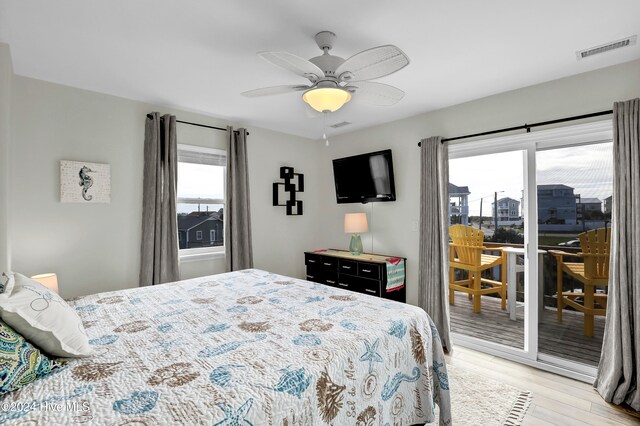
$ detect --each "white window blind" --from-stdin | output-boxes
[178,149,226,167]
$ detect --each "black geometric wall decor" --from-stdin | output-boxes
[273,166,304,216]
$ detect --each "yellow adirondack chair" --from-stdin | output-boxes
[549,228,610,337]
[449,225,506,314]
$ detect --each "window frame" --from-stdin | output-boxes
[177,144,226,261]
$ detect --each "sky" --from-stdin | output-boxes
[176,163,224,214]
[449,142,613,217]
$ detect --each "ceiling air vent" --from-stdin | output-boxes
[576,35,637,60]
[329,121,351,128]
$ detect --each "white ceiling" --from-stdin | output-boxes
[1,1,639,139]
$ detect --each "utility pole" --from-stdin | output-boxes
[479,199,483,230]
[494,191,499,232]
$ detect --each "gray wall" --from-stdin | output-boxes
[247,126,321,280]
[9,75,321,298]
[0,44,11,275]
[316,59,640,307]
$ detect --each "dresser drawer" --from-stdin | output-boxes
[337,273,357,291]
[339,260,357,275]
[334,278,350,290]
[358,262,381,280]
[358,278,381,297]
[305,269,321,282]
[340,274,380,297]
[323,273,339,287]
[320,257,338,271]
[305,253,321,267]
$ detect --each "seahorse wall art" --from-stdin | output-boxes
[79,166,94,201]
[60,160,111,203]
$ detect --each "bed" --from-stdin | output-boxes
[0,269,451,425]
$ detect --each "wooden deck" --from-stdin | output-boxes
[449,291,605,366]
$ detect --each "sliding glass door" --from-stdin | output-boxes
[449,151,527,351]
[536,142,612,369]
[447,121,613,379]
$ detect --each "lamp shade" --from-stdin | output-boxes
[344,213,368,234]
[31,273,59,294]
[303,87,352,113]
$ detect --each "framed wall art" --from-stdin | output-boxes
[60,160,111,203]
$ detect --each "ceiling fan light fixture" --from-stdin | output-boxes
[303,87,352,113]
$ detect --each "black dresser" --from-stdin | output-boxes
[304,249,406,303]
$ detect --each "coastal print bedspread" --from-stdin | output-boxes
[0,269,451,425]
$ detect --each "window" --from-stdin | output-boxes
[176,144,226,256]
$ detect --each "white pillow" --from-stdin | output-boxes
[0,272,92,357]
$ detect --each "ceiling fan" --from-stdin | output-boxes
[241,31,410,114]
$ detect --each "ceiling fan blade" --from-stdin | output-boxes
[241,85,310,98]
[258,51,325,81]
[335,45,409,82]
[346,81,405,106]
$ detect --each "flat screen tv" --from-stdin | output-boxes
[332,149,396,204]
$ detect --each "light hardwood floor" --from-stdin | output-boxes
[445,346,640,425]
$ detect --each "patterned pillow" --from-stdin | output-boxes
[0,272,92,357]
[0,273,8,294]
[0,319,64,395]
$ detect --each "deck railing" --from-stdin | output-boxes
[481,242,584,308]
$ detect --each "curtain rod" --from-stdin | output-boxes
[417,109,613,147]
[146,114,249,135]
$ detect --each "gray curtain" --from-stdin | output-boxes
[595,98,640,409]
[418,136,453,352]
[139,112,180,286]
[225,127,253,271]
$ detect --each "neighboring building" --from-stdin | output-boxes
[603,195,613,214]
[537,184,577,224]
[576,197,604,221]
[577,197,602,212]
[491,197,520,221]
[178,211,224,249]
[449,183,470,225]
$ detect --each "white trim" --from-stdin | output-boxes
[524,145,538,358]
[180,245,224,256]
[179,248,225,263]
[448,119,613,158]
[452,333,595,383]
[177,143,226,156]
[537,353,598,378]
[195,230,203,240]
[451,331,528,360]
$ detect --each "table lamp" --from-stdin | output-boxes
[31,273,59,294]
[344,213,368,255]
